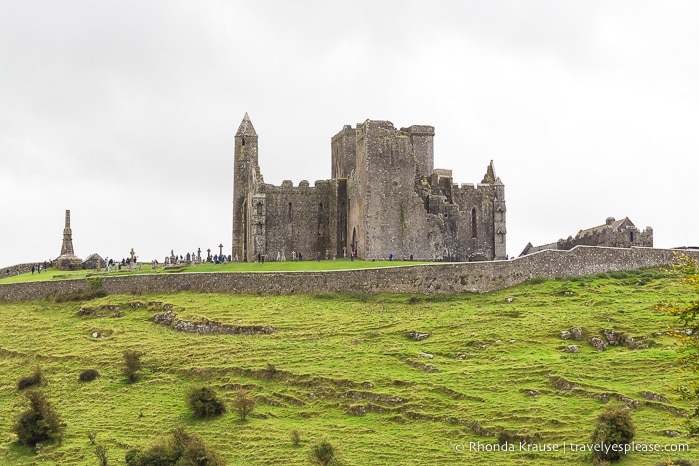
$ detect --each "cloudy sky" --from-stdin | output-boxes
[1,1,697,268]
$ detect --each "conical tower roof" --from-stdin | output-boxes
[236,112,257,137]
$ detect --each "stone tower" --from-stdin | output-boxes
[56,209,83,270]
[232,113,263,262]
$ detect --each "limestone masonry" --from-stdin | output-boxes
[2,246,698,302]
[232,114,506,262]
[520,216,653,256]
[56,210,82,271]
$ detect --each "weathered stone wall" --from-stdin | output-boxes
[236,115,505,264]
[349,120,503,262]
[260,180,343,260]
[1,263,41,278]
[564,226,654,249]
[2,246,698,303]
[331,125,356,179]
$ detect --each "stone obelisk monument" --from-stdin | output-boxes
[56,209,83,270]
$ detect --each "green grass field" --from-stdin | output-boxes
[0,268,696,465]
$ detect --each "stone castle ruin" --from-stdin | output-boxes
[232,114,507,262]
[520,216,653,257]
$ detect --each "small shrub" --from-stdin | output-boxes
[232,389,255,421]
[17,367,44,390]
[79,369,100,382]
[185,386,226,418]
[122,350,144,383]
[87,276,104,291]
[13,390,65,447]
[290,429,301,447]
[95,444,108,466]
[263,362,279,380]
[87,430,97,444]
[125,426,224,466]
[310,439,336,466]
[591,405,635,462]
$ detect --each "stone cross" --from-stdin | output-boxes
[218,243,223,257]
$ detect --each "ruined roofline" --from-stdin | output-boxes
[331,119,435,135]
[262,179,336,189]
[336,119,436,135]
[577,216,632,237]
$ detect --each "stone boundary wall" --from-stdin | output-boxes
[1,246,698,303]
[1,263,44,278]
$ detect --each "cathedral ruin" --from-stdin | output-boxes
[519,216,653,257]
[232,114,507,262]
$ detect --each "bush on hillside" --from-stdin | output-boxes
[310,439,337,466]
[13,390,65,447]
[591,405,635,462]
[232,389,255,421]
[17,366,44,390]
[79,369,100,382]
[290,429,301,447]
[122,350,144,383]
[185,385,226,418]
[95,444,108,466]
[124,426,225,466]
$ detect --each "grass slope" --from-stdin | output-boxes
[0,269,696,465]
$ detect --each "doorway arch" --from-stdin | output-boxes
[351,227,357,257]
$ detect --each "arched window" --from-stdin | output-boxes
[630,231,634,242]
[241,138,245,146]
[471,208,477,239]
[256,203,262,215]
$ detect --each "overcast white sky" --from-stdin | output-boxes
[1,1,697,268]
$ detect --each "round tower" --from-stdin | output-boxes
[232,113,260,262]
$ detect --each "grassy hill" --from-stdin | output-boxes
[0,268,696,465]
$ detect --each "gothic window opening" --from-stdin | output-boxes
[471,208,477,239]
[351,227,357,255]
[630,231,634,242]
[318,203,324,235]
[256,203,262,215]
[241,138,245,146]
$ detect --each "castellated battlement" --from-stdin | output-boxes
[277,180,332,189]
[233,114,506,263]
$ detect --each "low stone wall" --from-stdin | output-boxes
[1,246,697,302]
[1,263,45,278]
